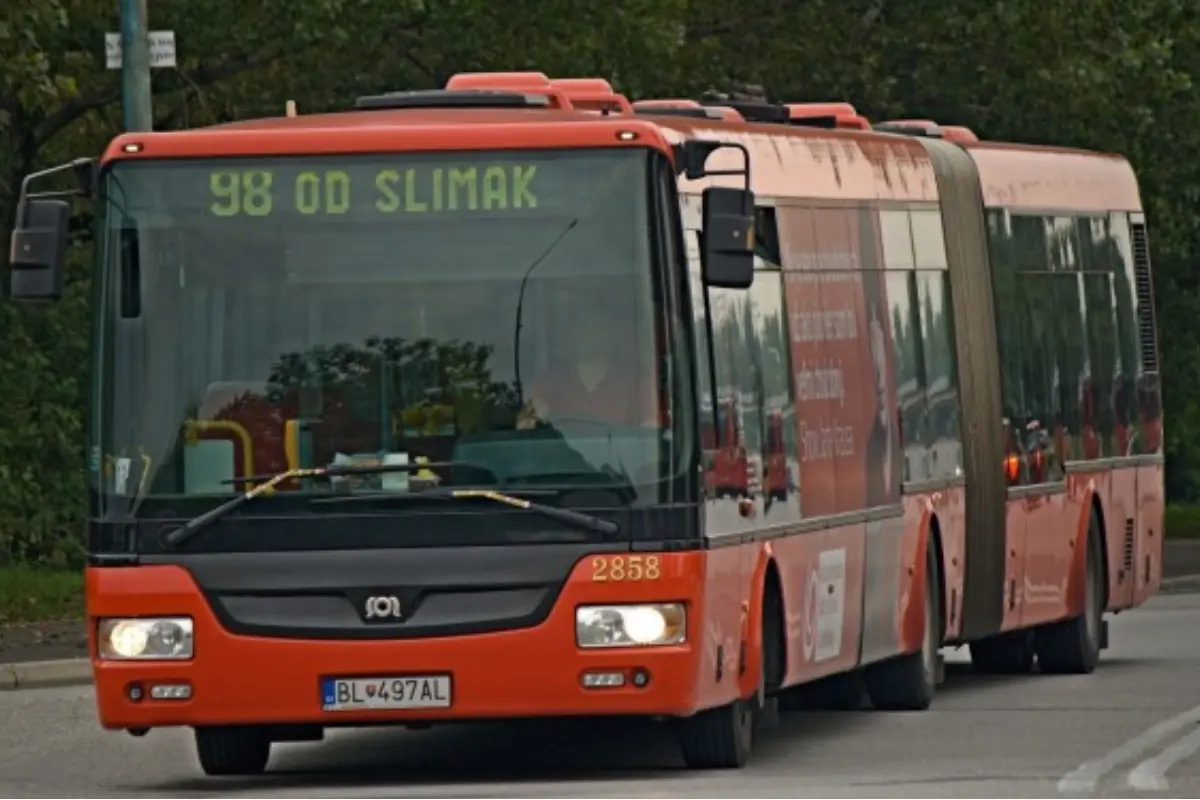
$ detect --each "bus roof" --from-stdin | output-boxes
[102,111,672,162]
[963,141,1141,213]
[102,70,1142,212]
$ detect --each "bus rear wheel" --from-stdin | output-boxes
[1035,515,1104,674]
[864,544,939,711]
[195,726,271,776]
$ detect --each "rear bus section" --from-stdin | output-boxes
[947,139,1164,673]
[646,92,1163,743]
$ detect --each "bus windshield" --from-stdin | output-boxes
[93,148,671,517]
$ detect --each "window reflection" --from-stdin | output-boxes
[1082,271,1118,457]
[886,271,927,482]
[1108,214,1139,455]
[916,271,963,479]
[988,210,1026,444]
[100,151,669,508]
[987,208,1146,477]
[880,210,915,270]
[910,210,948,270]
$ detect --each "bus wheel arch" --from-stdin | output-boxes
[761,560,786,696]
[1089,495,1112,610]
[677,554,780,770]
[928,515,947,645]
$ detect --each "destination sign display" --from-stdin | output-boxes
[207,164,540,218]
[108,150,641,222]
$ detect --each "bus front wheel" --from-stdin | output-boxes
[676,694,754,769]
[195,726,271,777]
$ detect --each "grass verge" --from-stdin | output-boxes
[1167,504,1200,540]
[0,567,83,624]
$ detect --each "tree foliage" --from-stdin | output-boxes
[2,0,1199,563]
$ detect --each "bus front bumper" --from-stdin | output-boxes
[88,563,708,730]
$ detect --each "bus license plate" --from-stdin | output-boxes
[321,675,452,711]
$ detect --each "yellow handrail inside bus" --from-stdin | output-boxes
[185,420,256,491]
[284,419,300,471]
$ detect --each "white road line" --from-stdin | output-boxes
[1057,703,1200,793]
[1128,723,1200,792]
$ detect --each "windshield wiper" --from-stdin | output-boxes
[312,487,620,536]
[161,462,458,549]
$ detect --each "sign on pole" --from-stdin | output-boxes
[105,30,176,69]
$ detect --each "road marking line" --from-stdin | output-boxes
[1057,703,1200,793]
[1128,723,1200,792]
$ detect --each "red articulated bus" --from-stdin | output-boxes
[8,72,1163,775]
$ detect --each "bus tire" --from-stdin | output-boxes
[677,694,754,769]
[678,601,770,770]
[969,630,1036,674]
[864,544,939,711]
[195,726,271,776]
[1034,515,1104,675]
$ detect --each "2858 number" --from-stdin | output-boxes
[590,555,661,582]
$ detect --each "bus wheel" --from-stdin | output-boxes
[1035,516,1104,674]
[969,630,1036,674]
[864,545,939,711]
[678,627,765,770]
[677,694,754,769]
[195,726,271,776]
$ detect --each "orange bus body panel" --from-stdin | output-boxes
[102,115,672,163]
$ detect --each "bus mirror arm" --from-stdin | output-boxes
[17,157,97,201]
[674,141,750,187]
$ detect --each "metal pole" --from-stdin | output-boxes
[120,0,153,131]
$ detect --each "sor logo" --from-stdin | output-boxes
[364,595,403,620]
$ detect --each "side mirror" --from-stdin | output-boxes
[701,186,755,289]
[8,198,70,302]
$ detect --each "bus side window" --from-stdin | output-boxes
[916,270,962,480]
[987,210,1026,481]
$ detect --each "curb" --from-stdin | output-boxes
[0,658,92,691]
[1159,574,1200,595]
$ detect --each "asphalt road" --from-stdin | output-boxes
[5,594,1200,798]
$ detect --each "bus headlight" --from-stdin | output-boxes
[575,604,686,648]
[98,617,194,660]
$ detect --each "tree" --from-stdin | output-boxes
[4,0,1200,564]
